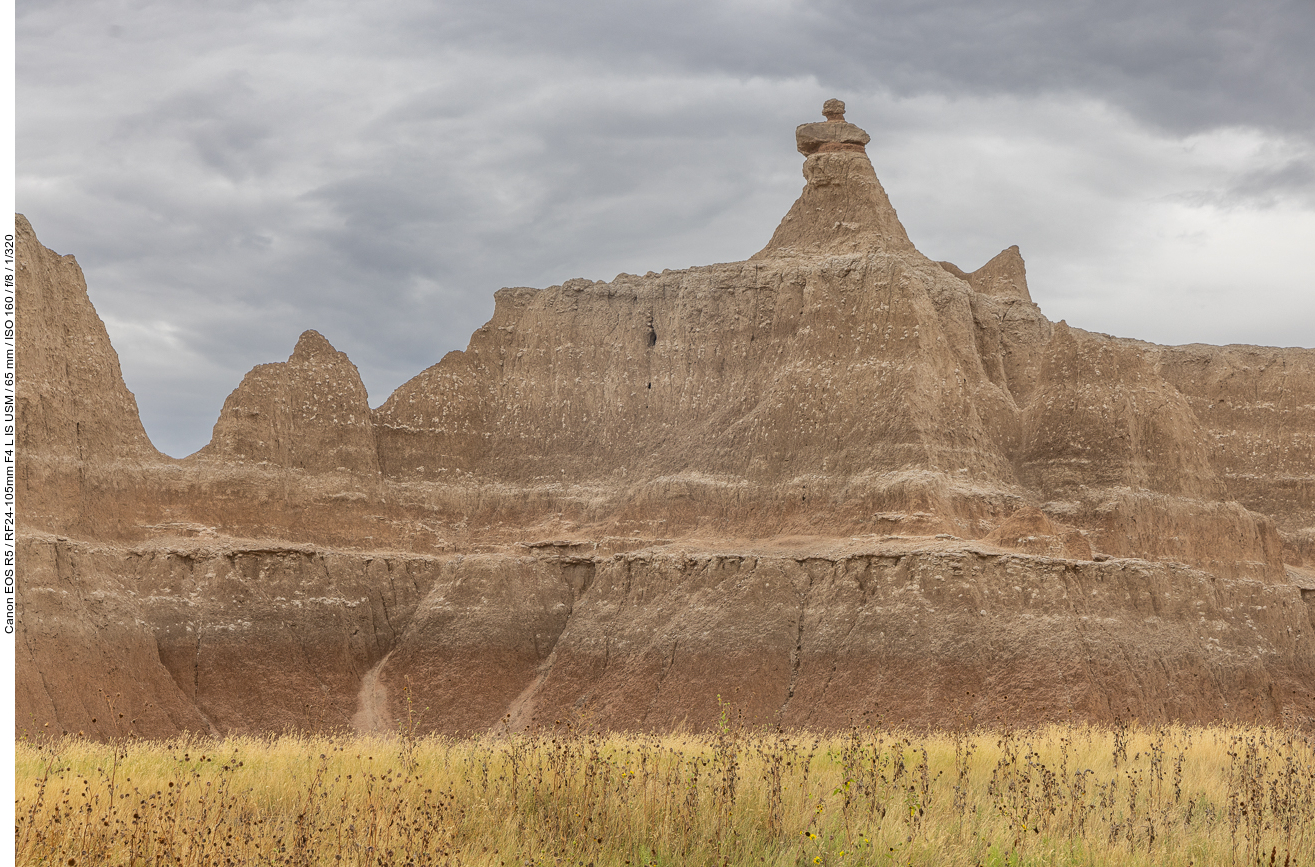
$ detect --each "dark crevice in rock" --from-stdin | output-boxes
[778,569,815,722]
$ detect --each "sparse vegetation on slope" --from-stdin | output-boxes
[15,719,1315,866]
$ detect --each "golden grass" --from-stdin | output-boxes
[15,718,1315,866]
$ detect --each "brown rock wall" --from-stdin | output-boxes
[374,255,1023,529]
[20,537,1313,738]
[16,535,438,739]
[1019,323,1220,499]
[1154,343,1315,532]
[372,545,1315,731]
[382,554,577,734]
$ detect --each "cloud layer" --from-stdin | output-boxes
[18,0,1315,456]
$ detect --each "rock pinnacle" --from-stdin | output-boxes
[754,101,914,257]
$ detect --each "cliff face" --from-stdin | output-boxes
[16,102,1315,738]
[375,255,1016,507]
[1156,344,1315,542]
[15,214,162,537]
[19,533,1313,738]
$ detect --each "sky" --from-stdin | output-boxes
[17,0,1315,457]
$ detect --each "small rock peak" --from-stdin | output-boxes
[971,246,1032,302]
[796,99,871,156]
[938,246,1031,302]
[291,329,341,363]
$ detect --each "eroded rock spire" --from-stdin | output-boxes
[754,100,915,258]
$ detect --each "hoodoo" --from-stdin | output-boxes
[756,99,915,257]
[16,102,1315,739]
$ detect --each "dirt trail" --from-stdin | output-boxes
[350,651,395,734]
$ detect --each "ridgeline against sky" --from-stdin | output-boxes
[17,0,1315,456]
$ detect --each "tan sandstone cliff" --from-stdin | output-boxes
[16,102,1315,739]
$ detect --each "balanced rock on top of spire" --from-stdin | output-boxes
[794,98,871,155]
[754,100,916,258]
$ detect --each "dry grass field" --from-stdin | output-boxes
[15,708,1315,866]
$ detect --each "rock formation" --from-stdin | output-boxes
[199,329,379,476]
[15,103,1315,739]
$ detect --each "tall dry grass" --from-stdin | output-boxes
[15,713,1315,866]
